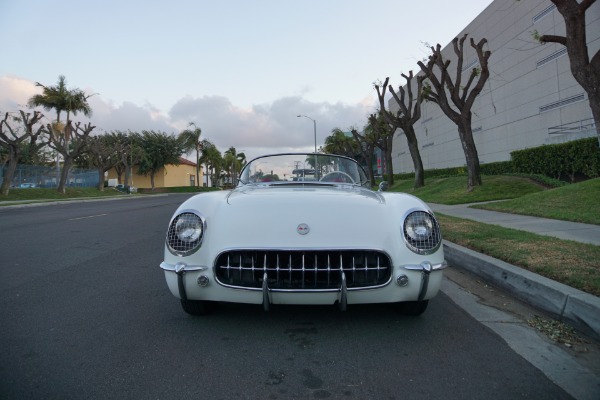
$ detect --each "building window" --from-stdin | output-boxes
[533,4,556,23]
[462,59,480,72]
[539,94,585,113]
[536,48,567,68]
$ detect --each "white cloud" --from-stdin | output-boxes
[0,75,39,111]
[87,97,174,134]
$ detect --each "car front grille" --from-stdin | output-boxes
[214,250,392,290]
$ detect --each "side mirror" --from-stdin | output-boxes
[378,181,388,192]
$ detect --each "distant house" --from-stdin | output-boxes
[107,157,202,189]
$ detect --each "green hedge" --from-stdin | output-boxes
[511,137,600,182]
[394,161,513,181]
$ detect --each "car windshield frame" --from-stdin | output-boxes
[238,153,370,188]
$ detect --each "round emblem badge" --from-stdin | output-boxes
[297,223,310,235]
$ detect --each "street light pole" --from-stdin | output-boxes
[297,115,317,154]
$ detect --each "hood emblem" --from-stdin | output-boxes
[297,223,310,235]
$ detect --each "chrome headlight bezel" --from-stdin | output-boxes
[166,210,206,257]
[402,209,442,255]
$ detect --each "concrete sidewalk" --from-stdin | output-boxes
[429,203,600,246]
[429,202,600,340]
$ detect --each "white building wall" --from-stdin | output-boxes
[390,0,599,173]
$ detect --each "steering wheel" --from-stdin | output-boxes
[320,171,355,184]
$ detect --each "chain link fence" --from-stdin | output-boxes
[0,164,99,188]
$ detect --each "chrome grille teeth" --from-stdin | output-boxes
[215,250,392,290]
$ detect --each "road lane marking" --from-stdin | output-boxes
[68,213,109,221]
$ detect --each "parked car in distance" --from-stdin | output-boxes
[19,183,37,188]
[161,153,446,316]
[115,184,137,193]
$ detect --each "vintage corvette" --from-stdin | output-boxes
[160,153,446,315]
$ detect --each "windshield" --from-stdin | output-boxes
[238,153,370,187]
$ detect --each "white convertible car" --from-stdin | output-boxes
[161,153,446,315]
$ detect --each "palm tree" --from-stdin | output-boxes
[223,151,236,187]
[324,129,358,158]
[27,75,94,191]
[28,75,69,123]
[198,140,222,187]
[224,146,244,186]
[28,75,93,134]
[237,151,247,168]
[350,123,379,185]
[179,122,202,186]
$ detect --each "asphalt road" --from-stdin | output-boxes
[0,194,576,399]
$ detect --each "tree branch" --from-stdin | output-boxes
[540,34,568,46]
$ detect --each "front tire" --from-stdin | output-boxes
[396,300,428,316]
[180,299,214,316]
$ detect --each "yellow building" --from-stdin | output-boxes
[107,158,202,189]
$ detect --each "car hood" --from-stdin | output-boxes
[172,185,427,252]
[206,185,390,250]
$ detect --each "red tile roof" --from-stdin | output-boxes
[178,157,197,167]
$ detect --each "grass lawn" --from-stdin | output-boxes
[1,187,129,203]
[438,214,600,296]
[0,186,221,204]
[390,174,600,295]
[471,178,600,225]
[390,175,545,204]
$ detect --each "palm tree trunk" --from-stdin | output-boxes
[57,156,73,194]
[197,143,202,186]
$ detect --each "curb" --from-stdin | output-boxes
[443,240,600,340]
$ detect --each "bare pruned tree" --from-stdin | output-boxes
[368,113,396,185]
[376,72,425,188]
[0,110,46,195]
[46,120,95,193]
[418,34,491,191]
[538,0,600,146]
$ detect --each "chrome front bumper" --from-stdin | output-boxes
[160,260,447,309]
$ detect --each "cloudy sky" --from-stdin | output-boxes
[1,0,492,160]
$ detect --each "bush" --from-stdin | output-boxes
[511,137,600,182]
[394,161,513,181]
[394,166,466,181]
[480,161,514,175]
[505,173,567,188]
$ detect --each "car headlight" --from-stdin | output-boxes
[166,211,205,256]
[403,210,442,255]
